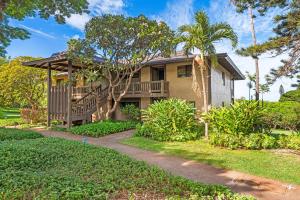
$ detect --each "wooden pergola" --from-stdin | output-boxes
[23,52,103,128]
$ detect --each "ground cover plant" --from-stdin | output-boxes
[122,136,300,185]
[0,137,253,199]
[136,99,203,141]
[69,120,137,137]
[0,127,43,141]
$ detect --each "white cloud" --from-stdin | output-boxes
[20,25,56,39]
[152,0,194,29]
[66,0,125,30]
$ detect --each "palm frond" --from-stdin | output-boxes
[210,23,238,48]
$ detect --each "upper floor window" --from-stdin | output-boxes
[222,72,226,86]
[177,65,192,78]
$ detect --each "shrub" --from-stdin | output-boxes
[69,120,137,137]
[279,89,300,102]
[204,101,267,136]
[136,99,203,142]
[262,101,300,131]
[0,127,43,141]
[278,134,300,150]
[0,118,24,127]
[121,104,141,121]
[20,108,46,124]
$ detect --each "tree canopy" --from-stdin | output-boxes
[0,0,89,57]
[0,57,47,109]
[68,14,176,119]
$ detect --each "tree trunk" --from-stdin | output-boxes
[105,93,113,120]
[0,1,6,21]
[196,54,209,138]
[248,6,260,101]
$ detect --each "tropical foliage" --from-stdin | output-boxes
[0,133,252,199]
[177,11,237,137]
[0,0,88,56]
[0,127,43,141]
[136,99,203,142]
[279,89,300,102]
[69,120,137,137]
[263,101,300,131]
[68,14,175,119]
[121,104,141,121]
[0,57,47,109]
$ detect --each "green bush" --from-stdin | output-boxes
[0,138,253,199]
[0,127,43,141]
[69,120,137,137]
[262,101,300,131]
[205,101,267,135]
[120,104,141,121]
[279,89,300,102]
[278,134,300,150]
[0,118,25,127]
[136,99,203,141]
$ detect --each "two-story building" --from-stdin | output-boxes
[23,51,244,127]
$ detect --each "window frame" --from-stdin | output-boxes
[177,65,192,78]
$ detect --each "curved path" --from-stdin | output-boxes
[33,128,300,200]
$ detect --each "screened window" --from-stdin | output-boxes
[222,72,226,86]
[177,65,192,77]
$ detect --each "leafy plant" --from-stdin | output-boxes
[69,120,137,137]
[0,137,253,199]
[0,127,43,141]
[121,104,141,121]
[20,108,46,124]
[204,101,267,135]
[278,133,300,150]
[136,99,203,141]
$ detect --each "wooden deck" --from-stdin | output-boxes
[49,81,169,123]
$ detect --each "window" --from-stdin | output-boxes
[222,72,226,86]
[177,65,192,77]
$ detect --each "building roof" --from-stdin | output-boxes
[23,51,245,80]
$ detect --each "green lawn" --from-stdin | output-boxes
[0,107,24,127]
[272,129,295,135]
[0,128,252,199]
[122,136,300,185]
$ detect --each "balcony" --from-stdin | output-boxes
[116,80,169,98]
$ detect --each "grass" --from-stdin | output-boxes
[0,127,43,141]
[0,128,252,199]
[272,129,296,135]
[122,136,300,185]
[69,120,138,137]
[0,107,24,127]
[0,107,20,119]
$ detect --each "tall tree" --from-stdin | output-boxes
[259,83,270,106]
[0,57,47,109]
[246,71,256,100]
[0,0,89,57]
[231,0,287,101]
[279,84,285,96]
[178,11,238,138]
[68,15,175,119]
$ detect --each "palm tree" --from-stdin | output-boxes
[178,11,238,138]
[260,83,270,107]
[245,71,256,100]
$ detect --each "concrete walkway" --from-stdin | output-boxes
[33,128,300,200]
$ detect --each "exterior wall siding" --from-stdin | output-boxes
[210,65,233,107]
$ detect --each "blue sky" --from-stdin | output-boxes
[6,0,295,101]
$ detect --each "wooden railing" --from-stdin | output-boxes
[49,85,68,120]
[116,81,169,97]
[71,85,108,121]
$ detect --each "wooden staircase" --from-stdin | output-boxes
[49,85,108,125]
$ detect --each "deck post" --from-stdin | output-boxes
[67,60,73,128]
[47,63,52,127]
[160,80,164,96]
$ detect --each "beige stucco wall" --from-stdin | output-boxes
[210,65,233,107]
[165,61,208,112]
